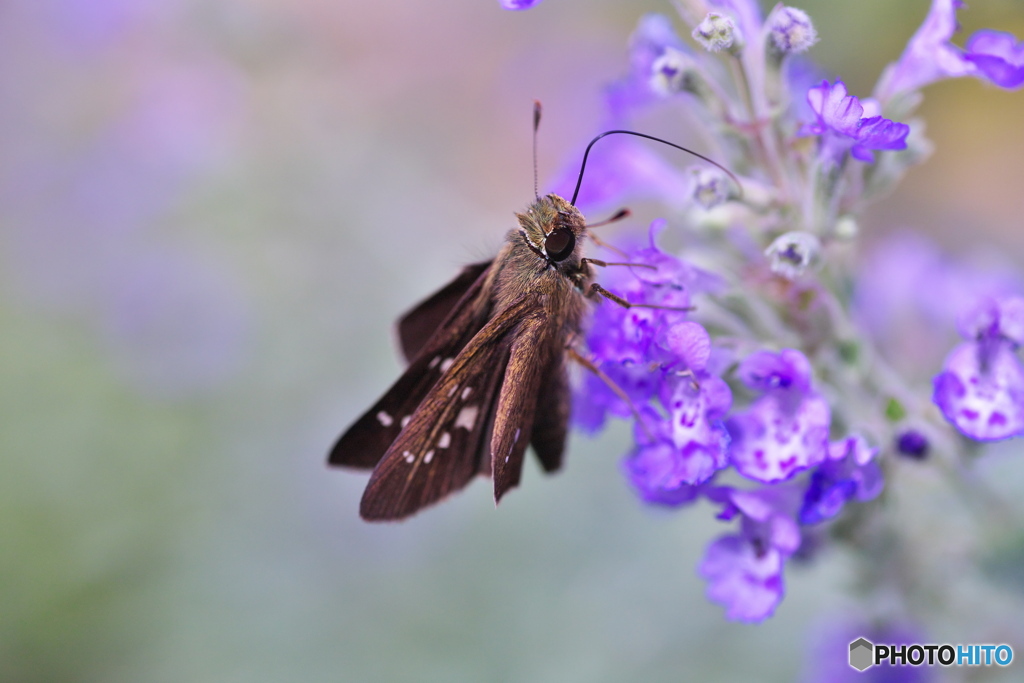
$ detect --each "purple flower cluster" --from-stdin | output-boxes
[577,237,887,621]
[529,0,1024,628]
[561,0,1024,626]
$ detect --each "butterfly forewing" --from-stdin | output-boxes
[328,264,494,470]
[397,261,492,363]
[359,298,533,520]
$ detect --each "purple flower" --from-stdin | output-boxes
[499,0,543,10]
[875,0,975,101]
[852,116,911,161]
[964,30,1024,90]
[604,322,733,497]
[621,406,717,506]
[699,487,801,622]
[727,349,831,483]
[799,435,884,525]
[701,535,785,621]
[805,80,909,163]
[933,296,1024,440]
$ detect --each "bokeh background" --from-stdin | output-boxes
[3,1,1024,681]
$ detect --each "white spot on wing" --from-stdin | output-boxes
[438,432,451,449]
[440,357,454,373]
[514,428,521,443]
[461,386,473,400]
[376,411,393,427]
[424,450,434,464]
[403,450,414,463]
[400,415,411,429]
[448,384,459,397]
[429,356,441,369]
[455,405,479,431]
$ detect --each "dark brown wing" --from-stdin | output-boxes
[529,351,570,473]
[397,261,492,363]
[491,310,558,503]
[359,298,532,521]
[328,263,494,470]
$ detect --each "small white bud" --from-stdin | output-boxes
[769,6,818,54]
[834,215,858,240]
[651,47,696,96]
[692,13,741,53]
[692,168,730,209]
[765,231,821,280]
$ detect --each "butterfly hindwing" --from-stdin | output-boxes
[397,261,492,363]
[359,298,532,520]
[327,264,494,470]
[491,308,558,503]
[529,350,570,473]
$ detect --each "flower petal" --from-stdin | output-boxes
[964,30,1024,89]
[807,80,862,136]
[699,535,785,622]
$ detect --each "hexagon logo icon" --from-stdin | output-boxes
[849,637,874,671]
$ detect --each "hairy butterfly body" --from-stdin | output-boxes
[328,194,592,521]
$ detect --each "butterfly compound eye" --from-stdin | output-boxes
[545,227,575,262]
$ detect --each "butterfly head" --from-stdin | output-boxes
[516,194,586,270]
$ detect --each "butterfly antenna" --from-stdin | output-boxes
[570,130,743,205]
[532,101,542,200]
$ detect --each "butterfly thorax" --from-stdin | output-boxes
[485,194,591,335]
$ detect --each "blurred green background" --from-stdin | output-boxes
[2,1,1024,681]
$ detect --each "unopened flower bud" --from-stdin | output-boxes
[769,6,818,54]
[834,215,858,240]
[651,47,697,95]
[895,430,929,460]
[692,13,741,53]
[765,231,821,279]
[692,168,731,209]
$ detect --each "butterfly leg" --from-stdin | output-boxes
[586,233,629,256]
[565,344,655,439]
[581,257,657,270]
[588,283,695,312]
